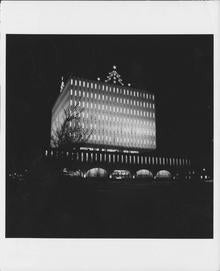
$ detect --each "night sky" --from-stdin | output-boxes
[6,35,213,170]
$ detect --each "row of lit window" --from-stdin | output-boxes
[54,114,156,133]
[77,114,156,126]
[70,100,155,118]
[70,79,155,100]
[79,115,156,128]
[47,150,190,166]
[74,152,189,166]
[84,125,156,137]
[89,134,156,147]
[89,131,155,139]
[82,122,156,137]
[70,89,155,108]
[66,118,156,132]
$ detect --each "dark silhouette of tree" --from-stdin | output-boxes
[51,101,92,150]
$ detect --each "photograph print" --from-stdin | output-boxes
[6,34,213,238]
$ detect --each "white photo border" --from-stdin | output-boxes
[1,1,219,271]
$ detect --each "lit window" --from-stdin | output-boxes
[70,100,72,106]
[95,83,97,89]
[124,89,126,95]
[91,83,93,88]
[83,81,85,87]
[75,80,77,86]
[70,89,73,95]
[133,156,135,163]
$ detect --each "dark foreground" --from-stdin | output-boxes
[6,177,213,238]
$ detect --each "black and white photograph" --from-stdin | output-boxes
[6,34,213,238]
[1,2,219,271]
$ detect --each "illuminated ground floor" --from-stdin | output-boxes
[44,147,211,181]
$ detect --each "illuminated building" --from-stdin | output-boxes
[51,66,156,150]
[49,66,191,179]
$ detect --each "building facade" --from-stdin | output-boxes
[52,66,156,150]
[49,66,192,179]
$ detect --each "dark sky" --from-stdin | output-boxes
[6,35,213,169]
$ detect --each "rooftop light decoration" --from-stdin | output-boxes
[105,65,124,86]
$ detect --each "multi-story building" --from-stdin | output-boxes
[48,66,192,180]
[51,66,156,150]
